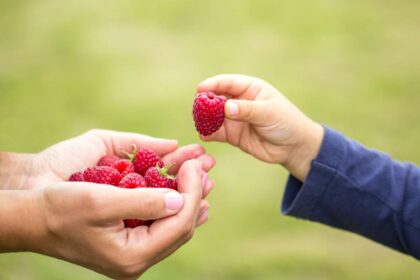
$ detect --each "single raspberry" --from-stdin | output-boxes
[69,171,84,182]
[119,173,147,188]
[167,178,178,190]
[144,164,175,188]
[83,166,122,186]
[124,219,144,228]
[113,159,135,177]
[193,91,226,136]
[98,155,135,177]
[132,147,164,176]
[98,155,120,167]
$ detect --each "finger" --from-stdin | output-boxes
[198,200,210,217]
[196,201,210,226]
[133,201,207,267]
[196,154,216,173]
[202,178,215,198]
[199,126,227,142]
[161,144,205,174]
[146,160,203,252]
[224,99,272,126]
[196,210,209,228]
[85,129,178,157]
[92,186,184,222]
[197,74,264,100]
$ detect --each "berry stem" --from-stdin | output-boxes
[121,144,137,162]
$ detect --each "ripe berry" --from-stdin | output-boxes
[193,91,226,136]
[167,178,178,190]
[98,155,119,167]
[124,219,144,228]
[113,159,135,177]
[83,166,122,186]
[69,171,84,182]
[119,173,147,188]
[133,148,164,176]
[144,164,175,188]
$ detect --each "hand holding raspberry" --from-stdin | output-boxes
[197,74,324,182]
[0,129,216,279]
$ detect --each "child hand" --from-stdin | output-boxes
[197,74,324,181]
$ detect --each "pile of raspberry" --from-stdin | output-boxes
[68,146,177,228]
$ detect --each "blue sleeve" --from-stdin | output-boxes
[281,127,420,259]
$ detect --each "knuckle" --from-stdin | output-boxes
[183,229,195,243]
[243,103,255,121]
[108,250,143,278]
[178,221,195,242]
[138,194,160,218]
[80,189,108,217]
[85,128,102,136]
[81,188,100,208]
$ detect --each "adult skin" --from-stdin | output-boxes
[0,129,216,279]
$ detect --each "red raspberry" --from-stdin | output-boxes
[119,173,147,188]
[114,159,135,177]
[133,148,164,176]
[98,155,119,167]
[124,219,144,228]
[83,166,122,186]
[167,178,178,190]
[98,155,134,177]
[193,91,226,136]
[69,171,84,182]
[144,164,175,188]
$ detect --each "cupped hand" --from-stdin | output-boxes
[197,74,324,181]
[21,159,207,279]
[4,129,215,194]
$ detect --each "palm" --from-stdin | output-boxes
[25,133,110,189]
[21,129,209,189]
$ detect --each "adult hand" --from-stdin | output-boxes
[0,159,207,279]
[0,129,215,195]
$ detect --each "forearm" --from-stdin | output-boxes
[0,190,45,253]
[282,127,420,258]
[0,152,34,189]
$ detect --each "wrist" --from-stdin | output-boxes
[0,152,34,189]
[0,189,47,253]
[284,121,324,182]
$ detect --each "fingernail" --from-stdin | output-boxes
[165,192,184,211]
[226,101,238,117]
[201,172,208,190]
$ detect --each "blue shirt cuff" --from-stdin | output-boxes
[281,126,347,219]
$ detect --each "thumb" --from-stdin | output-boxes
[224,99,269,125]
[96,187,184,222]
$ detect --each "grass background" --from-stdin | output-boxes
[0,0,419,279]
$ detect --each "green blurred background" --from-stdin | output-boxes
[1,0,419,279]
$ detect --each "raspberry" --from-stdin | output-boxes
[98,155,119,167]
[144,164,175,188]
[119,173,147,188]
[83,166,122,186]
[133,148,164,176]
[114,159,135,177]
[193,91,226,136]
[69,171,84,182]
[167,178,178,190]
[124,219,144,228]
